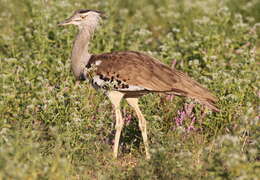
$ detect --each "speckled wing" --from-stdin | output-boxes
[87,51,219,111]
[88,51,177,91]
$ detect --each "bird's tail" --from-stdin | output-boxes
[196,96,220,112]
[186,84,220,112]
[172,71,220,112]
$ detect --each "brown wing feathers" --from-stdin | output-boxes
[88,51,219,111]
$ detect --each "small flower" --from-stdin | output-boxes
[174,103,197,132]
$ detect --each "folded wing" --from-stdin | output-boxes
[88,51,219,111]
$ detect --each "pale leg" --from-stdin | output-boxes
[126,98,150,159]
[107,91,124,158]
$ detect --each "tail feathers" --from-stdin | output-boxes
[168,91,220,112]
[166,70,220,112]
[199,98,220,112]
[191,91,220,112]
[185,83,220,112]
[173,70,220,112]
[181,86,220,112]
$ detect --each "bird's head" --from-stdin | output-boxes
[58,9,105,29]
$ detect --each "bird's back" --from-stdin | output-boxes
[85,51,219,111]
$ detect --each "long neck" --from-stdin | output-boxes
[71,27,92,79]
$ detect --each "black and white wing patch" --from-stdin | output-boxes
[91,74,148,91]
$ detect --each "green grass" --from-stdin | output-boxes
[0,0,259,179]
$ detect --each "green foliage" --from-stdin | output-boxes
[0,0,259,179]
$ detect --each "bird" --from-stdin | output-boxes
[58,9,219,159]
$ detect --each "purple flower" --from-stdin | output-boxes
[174,103,197,132]
[187,116,196,131]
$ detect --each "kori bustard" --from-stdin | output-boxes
[59,9,219,159]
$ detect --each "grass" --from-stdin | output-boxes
[0,0,259,179]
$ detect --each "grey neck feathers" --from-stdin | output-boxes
[71,26,94,79]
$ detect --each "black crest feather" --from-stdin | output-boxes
[77,9,104,15]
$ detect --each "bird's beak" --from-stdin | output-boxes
[58,17,73,26]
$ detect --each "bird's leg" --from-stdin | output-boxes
[126,98,151,159]
[107,91,124,158]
